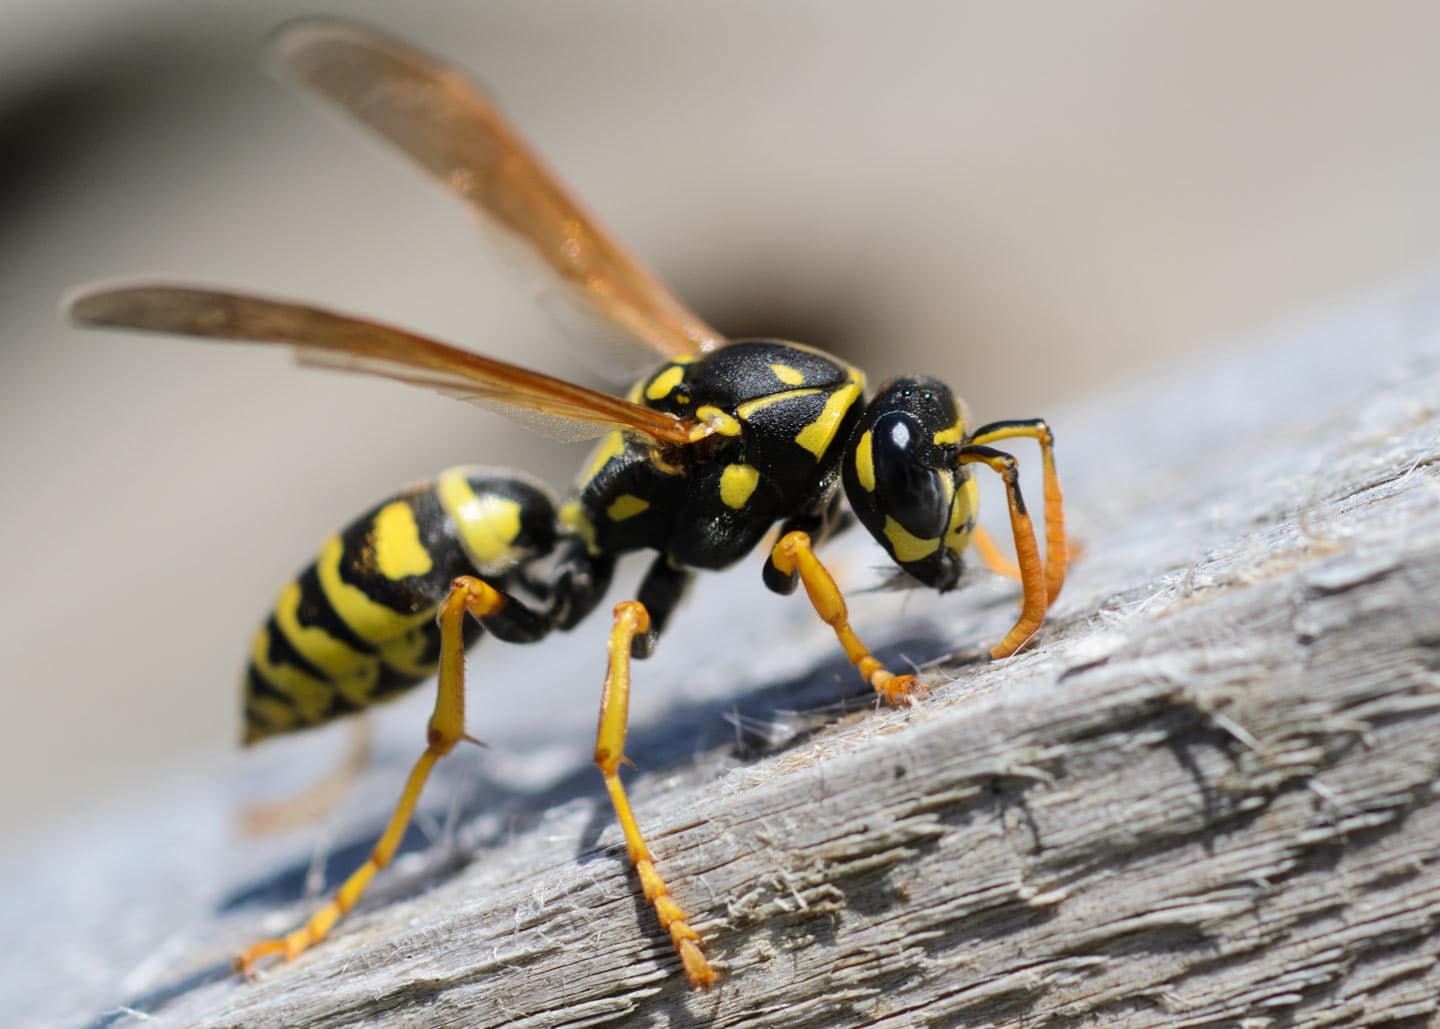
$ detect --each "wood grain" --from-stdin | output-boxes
[22,284,1440,1028]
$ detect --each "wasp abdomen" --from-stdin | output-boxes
[243,468,558,743]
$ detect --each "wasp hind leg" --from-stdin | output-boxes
[594,588,716,990]
[235,575,514,973]
[768,530,922,706]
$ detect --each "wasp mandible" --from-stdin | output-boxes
[68,17,1068,990]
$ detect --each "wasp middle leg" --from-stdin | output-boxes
[578,552,715,987]
[593,586,717,989]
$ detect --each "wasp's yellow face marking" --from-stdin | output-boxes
[883,516,941,562]
[606,494,651,521]
[645,364,686,401]
[317,536,434,645]
[854,430,876,492]
[438,471,523,569]
[795,381,862,458]
[695,404,741,437]
[769,363,805,386]
[719,463,760,509]
[560,499,600,554]
[372,501,434,580]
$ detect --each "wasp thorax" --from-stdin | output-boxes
[841,376,973,591]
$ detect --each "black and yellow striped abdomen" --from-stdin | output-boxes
[243,467,558,743]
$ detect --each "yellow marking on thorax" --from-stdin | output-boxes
[695,405,741,436]
[795,381,862,458]
[438,470,523,570]
[645,364,686,400]
[560,500,600,555]
[579,430,627,486]
[720,464,760,509]
[317,536,435,645]
[372,502,433,579]
[606,494,651,521]
[854,430,875,492]
[883,516,941,562]
[770,363,805,386]
[249,625,336,726]
[736,387,822,420]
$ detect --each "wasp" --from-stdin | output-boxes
[68,18,1068,990]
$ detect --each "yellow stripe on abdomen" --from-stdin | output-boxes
[372,501,434,579]
[438,469,524,571]
[272,579,380,706]
[249,623,336,727]
[317,535,435,646]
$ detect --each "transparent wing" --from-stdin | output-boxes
[268,16,725,361]
[67,285,715,446]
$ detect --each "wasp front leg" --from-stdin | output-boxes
[767,530,921,706]
[956,444,1050,659]
[967,419,1067,605]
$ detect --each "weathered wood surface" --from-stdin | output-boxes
[12,285,1440,1028]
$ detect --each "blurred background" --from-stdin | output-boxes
[5,0,1440,847]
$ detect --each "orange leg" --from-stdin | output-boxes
[596,602,716,989]
[968,419,1068,605]
[769,530,921,705]
[235,576,502,973]
[956,446,1049,659]
[970,525,1022,582]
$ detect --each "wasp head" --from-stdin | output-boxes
[841,376,975,591]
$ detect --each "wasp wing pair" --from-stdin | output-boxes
[69,17,724,449]
[71,17,750,990]
[69,17,1065,993]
